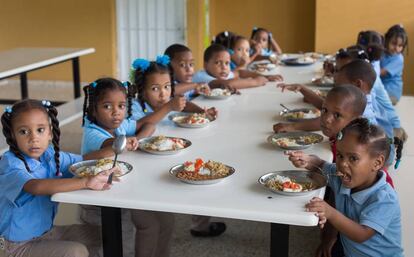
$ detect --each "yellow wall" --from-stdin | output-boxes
[315,0,414,95]
[186,0,207,70]
[209,0,316,54]
[0,0,117,82]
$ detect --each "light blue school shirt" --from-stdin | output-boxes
[380,53,404,101]
[260,48,273,56]
[81,118,137,155]
[130,99,176,126]
[0,147,82,242]
[192,70,235,84]
[322,163,403,257]
[174,80,196,100]
[362,94,378,125]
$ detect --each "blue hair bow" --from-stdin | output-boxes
[122,81,129,88]
[4,106,12,114]
[132,58,150,71]
[91,81,98,88]
[228,49,234,55]
[156,55,170,66]
[41,100,51,107]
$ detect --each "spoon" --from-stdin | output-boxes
[280,104,291,112]
[107,135,127,184]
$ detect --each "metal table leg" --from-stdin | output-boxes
[72,57,80,98]
[20,73,28,99]
[270,223,289,257]
[101,207,123,257]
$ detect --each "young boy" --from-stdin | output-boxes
[193,44,281,91]
[164,44,210,100]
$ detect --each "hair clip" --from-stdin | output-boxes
[4,106,12,114]
[337,131,343,140]
[41,100,51,107]
[253,26,258,31]
[394,159,401,169]
[132,58,150,71]
[228,49,234,55]
[224,31,229,37]
[398,23,404,28]
[91,81,98,88]
[122,81,129,88]
[156,55,170,66]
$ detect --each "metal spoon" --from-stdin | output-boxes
[280,104,291,112]
[107,135,127,184]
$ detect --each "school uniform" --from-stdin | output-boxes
[322,163,403,257]
[0,147,101,257]
[130,100,176,126]
[260,48,273,56]
[380,53,404,101]
[362,94,378,125]
[192,70,235,84]
[81,118,174,257]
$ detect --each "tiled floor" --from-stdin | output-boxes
[1,80,413,257]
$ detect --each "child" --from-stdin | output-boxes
[229,35,251,71]
[81,77,173,257]
[211,30,236,49]
[130,55,217,125]
[381,24,408,105]
[192,44,281,91]
[250,27,282,58]
[0,99,116,257]
[287,118,403,257]
[164,44,210,100]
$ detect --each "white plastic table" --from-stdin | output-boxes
[53,60,331,257]
[0,47,95,104]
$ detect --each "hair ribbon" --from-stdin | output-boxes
[4,106,12,114]
[132,58,150,71]
[156,55,170,66]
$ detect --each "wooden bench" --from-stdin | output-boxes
[0,97,84,154]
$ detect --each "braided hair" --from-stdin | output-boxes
[211,31,236,49]
[1,99,61,175]
[340,118,403,169]
[82,77,134,126]
[250,27,272,53]
[132,62,174,112]
[384,24,408,54]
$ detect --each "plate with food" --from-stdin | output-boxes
[313,88,330,98]
[138,135,191,155]
[169,112,212,128]
[267,132,324,150]
[169,158,235,185]
[309,76,334,88]
[250,61,277,73]
[281,56,315,66]
[69,159,133,178]
[202,88,232,100]
[280,108,321,121]
[258,170,327,196]
[304,52,325,61]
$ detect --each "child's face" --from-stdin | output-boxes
[143,72,172,109]
[205,51,231,80]
[12,108,52,160]
[336,132,384,191]
[232,39,251,65]
[94,89,127,132]
[254,31,269,49]
[170,51,194,83]
[387,36,404,55]
[320,94,357,138]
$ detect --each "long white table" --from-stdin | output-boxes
[52,61,331,257]
[0,47,95,104]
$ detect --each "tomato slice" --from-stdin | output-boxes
[194,158,204,170]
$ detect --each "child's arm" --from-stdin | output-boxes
[277,83,324,109]
[380,68,389,77]
[183,102,218,121]
[132,96,186,125]
[273,118,321,133]
[174,82,210,96]
[238,69,283,82]
[306,197,376,243]
[23,168,115,195]
[270,36,282,54]
[209,77,268,90]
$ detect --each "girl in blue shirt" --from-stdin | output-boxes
[0,99,116,257]
[130,55,217,125]
[250,27,282,60]
[287,118,403,257]
[380,24,408,105]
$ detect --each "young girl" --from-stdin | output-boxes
[130,55,217,125]
[164,44,210,100]
[250,27,282,58]
[0,99,116,257]
[287,118,403,257]
[229,35,251,71]
[381,24,408,105]
[81,77,173,257]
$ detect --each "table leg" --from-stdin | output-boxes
[20,73,28,99]
[270,223,289,257]
[101,207,123,257]
[72,57,80,98]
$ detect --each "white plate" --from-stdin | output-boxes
[169,164,235,185]
[258,170,327,196]
[201,89,232,100]
[168,113,212,128]
[280,108,321,121]
[138,136,192,155]
[267,132,324,150]
[69,160,133,178]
